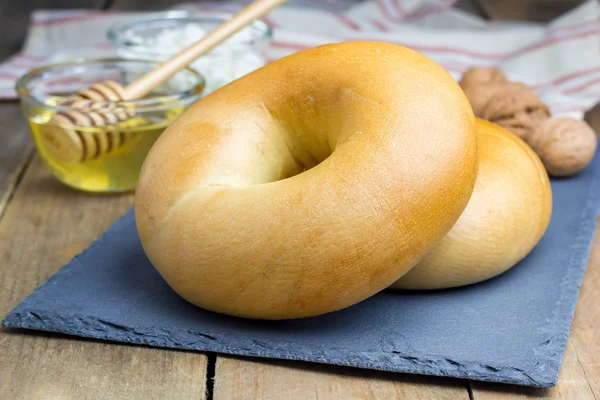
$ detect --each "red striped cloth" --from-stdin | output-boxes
[2,0,599,118]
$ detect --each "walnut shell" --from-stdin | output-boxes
[481,82,550,141]
[459,67,508,117]
[461,82,505,117]
[529,117,597,177]
[459,67,507,88]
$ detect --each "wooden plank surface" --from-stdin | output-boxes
[455,0,490,19]
[478,0,585,22]
[0,3,36,218]
[0,0,106,60]
[107,0,583,22]
[0,156,208,400]
[471,225,600,399]
[0,2,208,399]
[0,103,34,220]
[109,0,197,11]
[214,356,470,400]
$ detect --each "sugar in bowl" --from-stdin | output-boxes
[108,12,272,95]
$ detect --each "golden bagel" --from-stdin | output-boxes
[391,119,552,290]
[134,41,478,319]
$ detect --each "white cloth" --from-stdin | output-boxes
[1,0,599,119]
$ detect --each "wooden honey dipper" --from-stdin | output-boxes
[41,0,286,164]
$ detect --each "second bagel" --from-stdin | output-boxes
[391,119,552,290]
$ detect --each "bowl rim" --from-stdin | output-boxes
[15,57,206,112]
[106,11,273,57]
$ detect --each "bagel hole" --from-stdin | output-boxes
[254,84,375,184]
[272,139,332,183]
[257,106,334,183]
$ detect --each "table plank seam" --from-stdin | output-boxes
[207,353,216,400]
[0,148,34,223]
[574,344,597,399]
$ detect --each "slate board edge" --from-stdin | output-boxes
[0,197,591,389]
[3,310,552,387]
[3,159,600,388]
[534,165,600,385]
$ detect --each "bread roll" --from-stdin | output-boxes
[134,41,478,319]
[391,119,552,290]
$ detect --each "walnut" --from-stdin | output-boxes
[461,82,505,118]
[459,67,507,88]
[528,117,597,177]
[459,67,508,117]
[481,82,550,141]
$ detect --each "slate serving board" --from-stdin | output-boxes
[4,152,600,388]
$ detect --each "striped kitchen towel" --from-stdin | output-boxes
[1,0,599,118]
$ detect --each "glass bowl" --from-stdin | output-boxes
[107,12,272,94]
[16,58,205,193]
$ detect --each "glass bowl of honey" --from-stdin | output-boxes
[16,58,205,193]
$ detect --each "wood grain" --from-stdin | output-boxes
[0,0,106,60]
[0,156,208,400]
[471,223,600,399]
[108,0,195,11]
[214,356,470,399]
[0,103,34,220]
[455,0,490,19]
[478,0,585,22]
[0,7,37,219]
[107,0,585,22]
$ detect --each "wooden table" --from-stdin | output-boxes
[1,0,598,398]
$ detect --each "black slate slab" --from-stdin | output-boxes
[4,152,600,388]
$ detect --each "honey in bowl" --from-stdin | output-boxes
[28,104,184,192]
[17,59,205,192]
